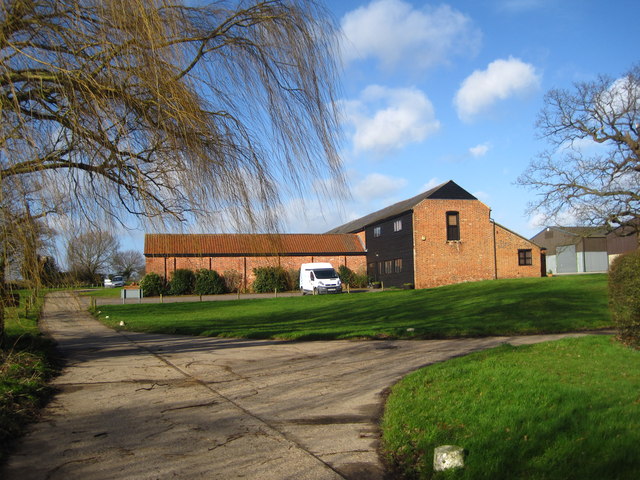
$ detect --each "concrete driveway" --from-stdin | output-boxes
[2,292,609,480]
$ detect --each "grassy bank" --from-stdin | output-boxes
[381,335,640,479]
[96,275,610,340]
[1,290,58,465]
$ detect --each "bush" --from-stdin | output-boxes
[352,272,370,288]
[194,269,226,295]
[168,269,195,296]
[337,265,355,286]
[252,266,290,293]
[223,270,243,293]
[140,272,166,297]
[338,265,369,288]
[287,269,300,291]
[609,250,640,349]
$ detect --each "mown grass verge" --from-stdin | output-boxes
[381,335,640,479]
[1,290,58,465]
[96,275,610,340]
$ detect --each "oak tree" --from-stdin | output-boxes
[518,65,639,236]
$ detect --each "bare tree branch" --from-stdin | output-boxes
[518,64,640,235]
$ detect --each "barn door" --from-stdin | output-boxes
[557,245,577,273]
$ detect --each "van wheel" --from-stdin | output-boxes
[313,287,318,295]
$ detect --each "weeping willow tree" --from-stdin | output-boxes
[0,0,345,340]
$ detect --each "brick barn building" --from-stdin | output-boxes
[144,181,542,290]
[144,233,367,291]
[328,180,541,289]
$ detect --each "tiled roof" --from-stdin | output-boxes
[144,233,366,256]
[327,180,477,234]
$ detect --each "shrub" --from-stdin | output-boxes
[609,249,640,349]
[352,269,370,288]
[169,269,195,296]
[194,269,226,295]
[287,269,300,291]
[140,272,166,297]
[337,265,355,286]
[223,270,243,293]
[252,266,290,293]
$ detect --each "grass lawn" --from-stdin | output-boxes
[1,290,58,464]
[96,275,611,340]
[381,335,640,479]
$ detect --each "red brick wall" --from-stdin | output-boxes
[145,254,366,291]
[412,199,496,288]
[494,224,541,279]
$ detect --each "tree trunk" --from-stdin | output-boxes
[0,254,6,346]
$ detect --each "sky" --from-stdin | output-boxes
[122,0,640,253]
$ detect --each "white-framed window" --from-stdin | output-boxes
[374,226,382,237]
[394,219,402,232]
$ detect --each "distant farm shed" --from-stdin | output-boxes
[531,225,639,274]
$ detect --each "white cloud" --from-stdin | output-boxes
[340,0,481,71]
[280,197,344,233]
[281,173,409,232]
[527,209,580,230]
[344,85,440,154]
[596,74,640,119]
[527,212,547,230]
[421,178,443,192]
[454,57,541,121]
[353,173,408,202]
[469,143,490,157]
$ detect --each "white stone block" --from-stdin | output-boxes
[433,445,465,471]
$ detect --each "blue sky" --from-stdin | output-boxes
[279,0,640,237]
[123,0,640,253]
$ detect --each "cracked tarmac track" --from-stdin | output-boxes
[2,292,608,480]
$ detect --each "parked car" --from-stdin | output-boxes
[104,275,125,288]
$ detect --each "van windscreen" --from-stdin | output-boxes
[313,268,338,279]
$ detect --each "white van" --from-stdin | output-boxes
[299,263,342,295]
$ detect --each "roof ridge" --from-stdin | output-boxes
[327,180,477,234]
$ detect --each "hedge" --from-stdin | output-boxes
[609,249,640,349]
